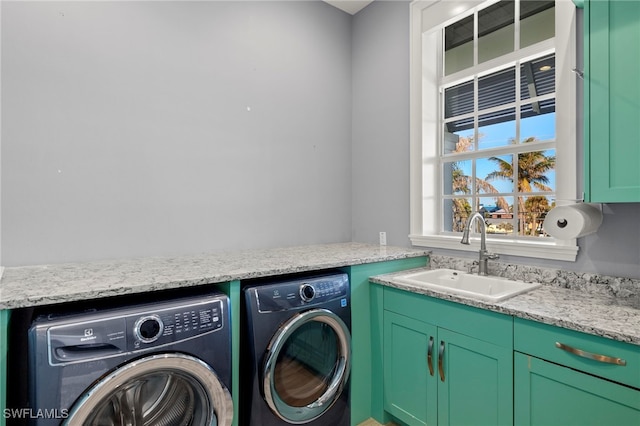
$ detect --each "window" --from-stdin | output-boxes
[409,0,578,261]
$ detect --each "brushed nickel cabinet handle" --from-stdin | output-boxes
[555,342,627,366]
[438,340,445,382]
[427,336,434,376]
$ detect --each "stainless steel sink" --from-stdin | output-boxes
[394,269,541,302]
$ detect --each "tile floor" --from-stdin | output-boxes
[357,419,398,426]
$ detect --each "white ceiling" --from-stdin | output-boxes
[324,1,374,15]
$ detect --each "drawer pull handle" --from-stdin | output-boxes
[427,336,434,376]
[555,342,627,366]
[438,340,445,382]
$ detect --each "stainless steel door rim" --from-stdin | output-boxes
[262,308,351,424]
[63,353,233,426]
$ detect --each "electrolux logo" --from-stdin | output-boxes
[80,328,97,342]
[3,408,69,420]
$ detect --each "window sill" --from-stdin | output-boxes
[409,234,578,262]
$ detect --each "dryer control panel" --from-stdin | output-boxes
[253,273,349,313]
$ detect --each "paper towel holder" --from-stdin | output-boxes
[544,198,604,240]
[552,194,604,233]
[556,192,585,203]
[555,193,603,213]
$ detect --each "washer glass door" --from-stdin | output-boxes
[263,308,351,424]
[64,353,233,426]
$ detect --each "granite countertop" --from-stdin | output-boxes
[0,243,429,309]
[371,268,640,347]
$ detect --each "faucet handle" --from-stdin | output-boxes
[486,252,500,260]
[480,249,500,260]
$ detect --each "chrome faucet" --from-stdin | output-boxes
[460,211,499,276]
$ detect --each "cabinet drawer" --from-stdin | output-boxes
[515,353,640,425]
[383,286,512,348]
[514,317,640,389]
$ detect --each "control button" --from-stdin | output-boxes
[134,315,164,344]
[300,284,316,302]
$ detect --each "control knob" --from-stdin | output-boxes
[134,315,163,343]
[300,284,316,302]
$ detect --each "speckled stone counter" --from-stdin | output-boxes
[0,243,429,309]
[371,266,640,347]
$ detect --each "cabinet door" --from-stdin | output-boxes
[514,353,640,425]
[383,311,437,426]
[437,328,513,426]
[586,0,640,202]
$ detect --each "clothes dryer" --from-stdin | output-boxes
[242,272,351,426]
[28,291,233,425]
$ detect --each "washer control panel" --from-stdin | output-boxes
[253,273,349,313]
[44,295,226,364]
[126,299,224,350]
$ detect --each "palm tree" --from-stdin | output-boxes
[485,137,556,235]
[524,196,550,236]
[448,135,509,231]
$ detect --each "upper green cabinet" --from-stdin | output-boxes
[584,0,640,202]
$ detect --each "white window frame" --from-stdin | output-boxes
[409,0,579,261]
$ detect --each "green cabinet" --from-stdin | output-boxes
[346,257,428,426]
[514,318,640,425]
[515,353,640,426]
[437,328,513,426]
[384,311,436,425]
[584,0,640,202]
[380,287,513,426]
[374,285,640,426]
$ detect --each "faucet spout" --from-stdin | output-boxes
[461,212,487,250]
[460,211,498,276]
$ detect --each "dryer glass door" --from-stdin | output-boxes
[263,308,351,424]
[64,353,233,426]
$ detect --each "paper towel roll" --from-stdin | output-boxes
[543,203,603,239]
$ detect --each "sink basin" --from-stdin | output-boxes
[394,269,541,302]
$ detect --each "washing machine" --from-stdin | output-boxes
[242,272,351,426]
[28,290,233,426]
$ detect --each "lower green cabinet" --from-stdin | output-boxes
[514,353,640,425]
[380,287,513,426]
[437,328,513,426]
[514,317,640,426]
[347,257,428,426]
[375,287,640,426]
[384,311,436,425]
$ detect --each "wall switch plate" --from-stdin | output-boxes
[379,231,387,246]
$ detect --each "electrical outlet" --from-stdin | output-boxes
[379,231,387,246]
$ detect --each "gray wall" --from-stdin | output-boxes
[351,1,640,279]
[1,1,353,265]
[351,0,411,248]
[2,0,638,279]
